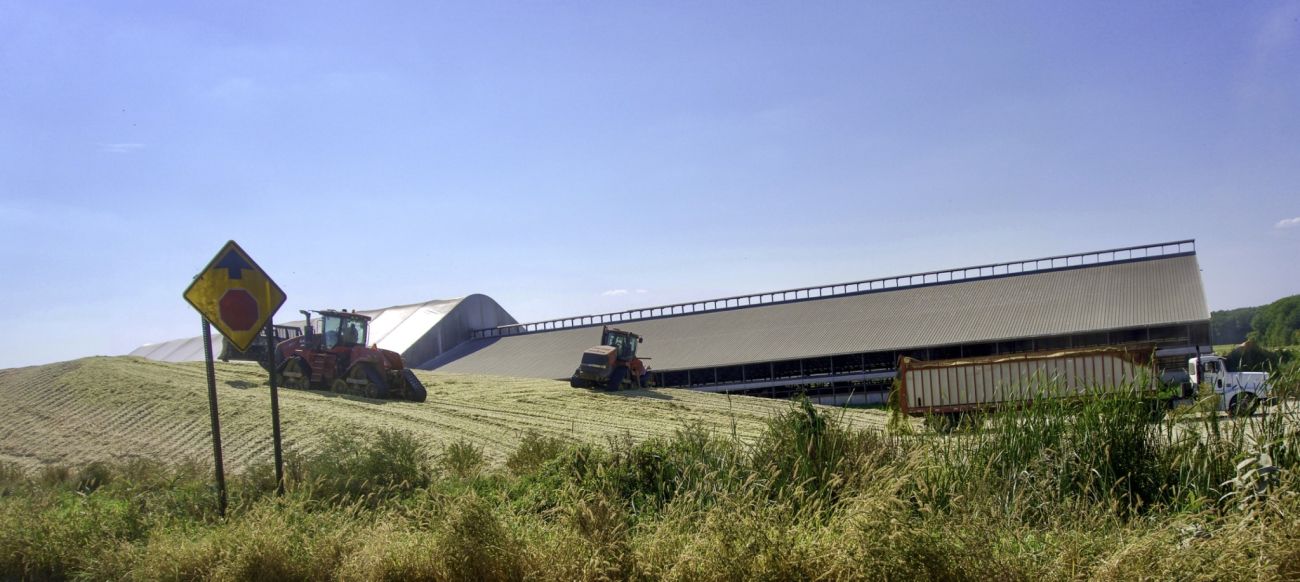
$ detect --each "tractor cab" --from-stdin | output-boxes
[570,327,649,390]
[602,327,642,361]
[302,310,371,350]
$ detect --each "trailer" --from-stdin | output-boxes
[897,346,1159,418]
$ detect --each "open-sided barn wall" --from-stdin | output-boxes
[429,249,1211,392]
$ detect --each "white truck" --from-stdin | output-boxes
[1188,354,1272,417]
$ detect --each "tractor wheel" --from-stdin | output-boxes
[606,366,629,391]
[401,369,427,402]
[570,376,589,389]
[348,364,388,399]
[280,358,311,391]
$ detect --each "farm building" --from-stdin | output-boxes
[427,240,1209,403]
[134,240,1210,404]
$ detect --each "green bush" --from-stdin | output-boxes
[301,429,432,499]
[748,397,889,508]
[440,438,486,480]
[1225,341,1291,372]
[505,430,568,476]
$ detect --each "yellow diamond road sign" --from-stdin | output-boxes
[183,241,287,352]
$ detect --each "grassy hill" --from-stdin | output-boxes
[0,356,891,470]
[2,357,1298,579]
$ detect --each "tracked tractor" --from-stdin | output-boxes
[570,326,650,390]
[273,310,428,402]
[219,324,303,364]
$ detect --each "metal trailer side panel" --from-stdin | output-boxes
[907,368,919,409]
[992,361,1007,405]
[932,368,943,409]
[1044,359,1061,397]
[896,347,1156,415]
[949,367,961,408]
[906,368,918,409]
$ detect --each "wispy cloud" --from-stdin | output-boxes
[0,202,128,233]
[1240,3,1300,102]
[1276,216,1300,229]
[206,76,262,105]
[101,143,144,154]
[601,289,650,297]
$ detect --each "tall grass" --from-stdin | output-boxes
[3,362,1298,580]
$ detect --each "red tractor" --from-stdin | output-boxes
[569,326,650,390]
[274,310,427,402]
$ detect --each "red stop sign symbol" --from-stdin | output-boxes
[219,289,260,331]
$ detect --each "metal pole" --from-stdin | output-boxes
[201,319,228,517]
[264,318,285,496]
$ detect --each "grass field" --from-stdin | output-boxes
[4,356,1300,580]
[0,356,892,470]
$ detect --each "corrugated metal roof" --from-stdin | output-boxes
[427,254,1209,379]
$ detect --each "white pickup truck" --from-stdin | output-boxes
[1189,354,1272,416]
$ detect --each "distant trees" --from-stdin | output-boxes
[1251,294,1300,348]
[1210,306,1258,344]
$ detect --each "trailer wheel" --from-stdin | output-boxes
[1228,393,1258,418]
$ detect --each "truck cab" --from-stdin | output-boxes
[1189,354,1271,416]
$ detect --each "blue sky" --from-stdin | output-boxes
[1,1,1298,368]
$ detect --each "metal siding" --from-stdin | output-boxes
[949,367,960,407]
[977,365,991,405]
[992,363,1005,403]
[431,255,1210,379]
[925,368,938,409]
[908,370,921,408]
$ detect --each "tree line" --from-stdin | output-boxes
[1211,294,1300,347]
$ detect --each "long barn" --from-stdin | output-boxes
[133,240,1210,404]
[426,240,1209,403]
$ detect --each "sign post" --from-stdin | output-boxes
[199,319,227,516]
[184,241,288,509]
[263,318,285,495]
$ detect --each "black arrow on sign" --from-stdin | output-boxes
[214,251,253,279]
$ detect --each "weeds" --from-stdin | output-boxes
[441,438,486,480]
[3,362,1299,580]
[505,430,569,476]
